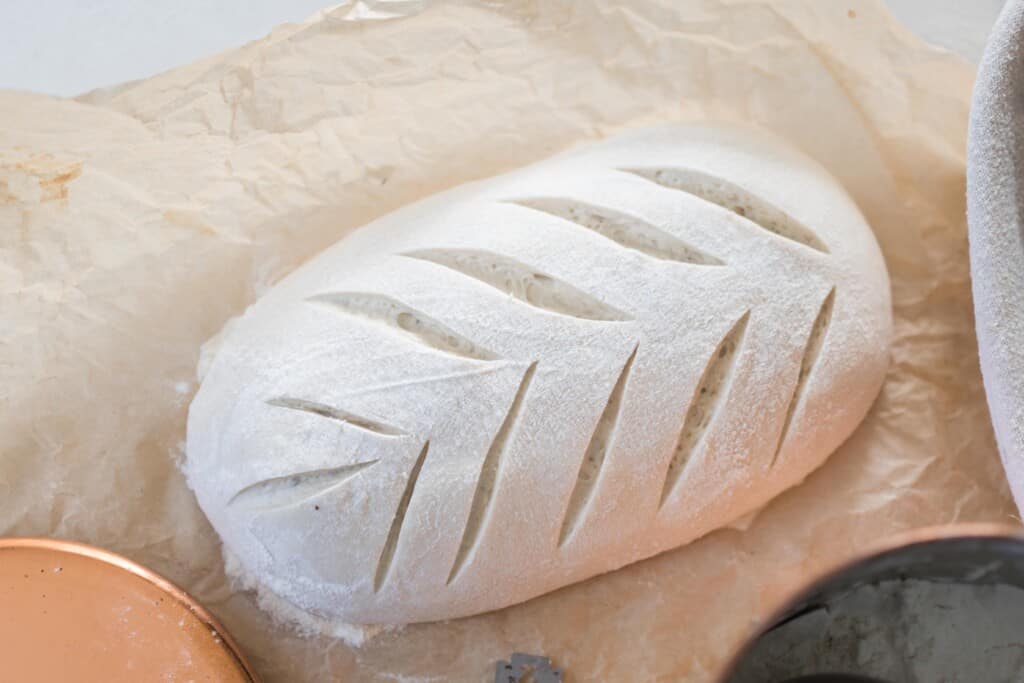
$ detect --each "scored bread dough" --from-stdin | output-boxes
[186,124,892,626]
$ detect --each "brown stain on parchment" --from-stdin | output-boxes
[0,153,82,204]
[162,208,219,236]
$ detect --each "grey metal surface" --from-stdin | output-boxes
[494,653,563,683]
[722,532,1024,683]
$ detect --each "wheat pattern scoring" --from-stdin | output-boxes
[448,362,538,584]
[242,170,831,586]
[266,396,407,437]
[660,311,751,508]
[403,248,632,322]
[310,291,499,361]
[624,167,830,253]
[558,344,639,546]
[375,441,431,592]
[507,197,724,266]
[229,460,378,512]
[771,287,836,466]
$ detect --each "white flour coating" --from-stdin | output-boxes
[739,579,1024,682]
[186,124,892,625]
[222,549,385,647]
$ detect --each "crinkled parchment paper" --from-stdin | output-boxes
[1,1,1017,680]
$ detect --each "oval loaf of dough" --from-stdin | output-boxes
[186,124,892,625]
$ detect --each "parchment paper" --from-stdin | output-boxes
[1,1,1017,680]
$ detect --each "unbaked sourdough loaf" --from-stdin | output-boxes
[186,124,892,625]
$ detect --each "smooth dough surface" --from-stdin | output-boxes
[186,124,892,625]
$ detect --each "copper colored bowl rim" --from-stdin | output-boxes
[0,537,260,683]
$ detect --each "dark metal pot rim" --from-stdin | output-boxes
[717,522,1024,682]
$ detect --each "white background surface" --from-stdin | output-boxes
[0,0,1008,97]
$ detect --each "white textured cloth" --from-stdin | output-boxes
[968,0,1024,512]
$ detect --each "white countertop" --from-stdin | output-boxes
[0,0,1007,97]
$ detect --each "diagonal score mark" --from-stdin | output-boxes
[660,311,750,508]
[558,344,639,546]
[506,197,723,266]
[374,441,430,592]
[228,460,378,512]
[448,362,538,584]
[309,291,498,361]
[771,287,836,467]
[267,396,407,437]
[623,167,829,253]
[402,249,631,322]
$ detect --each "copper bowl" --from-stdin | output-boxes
[0,537,260,682]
